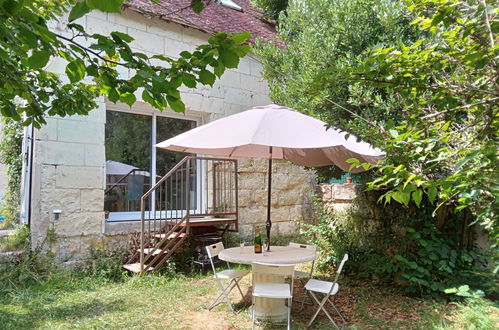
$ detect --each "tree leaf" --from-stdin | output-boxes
[86,0,125,13]
[108,88,119,102]
[167,97,185,112]
[231,31,252,44]
[120,92,136,107]
[27,50,50,69]
[65,59,86,83]
[427,187,437,204]
[412,189,423,207]
[219,49,239,68]
[68,2,90,22]
[110,31,134,43]
[198,69,215,86]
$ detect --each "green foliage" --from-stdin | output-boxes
[76,248,129,282]
[0,117,23,229]
[394,221,489,297]
[0,0,252,127]
[256,0,497,282]
[252,0,288,20]
[0,225,29,252]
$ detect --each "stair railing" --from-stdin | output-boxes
[138,156,238,274]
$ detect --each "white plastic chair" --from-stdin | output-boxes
[288,242,317,307]
[206,242,249,312]
[251,262,295,330]
[304,254,348,329]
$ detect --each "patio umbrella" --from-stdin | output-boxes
[156,104,384,250]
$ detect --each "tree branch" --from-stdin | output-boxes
[55,33,126,66]
[480,0,495,48]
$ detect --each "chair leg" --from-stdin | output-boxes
[208,280,237,312]
[234,278,245,300]
[251,295,256,330]
[287,297,292,330]
[307,292,342,330]
[327,298,346,329]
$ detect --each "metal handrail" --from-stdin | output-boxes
[138,156,238,274]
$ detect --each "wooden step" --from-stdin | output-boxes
[154,232,187,240]
[137,248,168,256]
[123,263,153,273]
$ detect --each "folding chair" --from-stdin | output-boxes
[304,254,348,329]
[206,242,249,312]
[251,262,295,330]
[288,242,317,308]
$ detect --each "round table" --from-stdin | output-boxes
[219,245,316,321]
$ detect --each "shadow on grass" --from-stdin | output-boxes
[0,298,128,329]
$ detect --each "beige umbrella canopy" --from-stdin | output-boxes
[156,104,384,250]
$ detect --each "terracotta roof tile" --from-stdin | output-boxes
[124,0,281,46]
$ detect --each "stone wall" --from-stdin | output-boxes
[30,9,314,260]
[317,183,357,213]
[237,159,316,239]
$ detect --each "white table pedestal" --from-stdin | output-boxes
[254,273,288,322]
[218,246,316,322]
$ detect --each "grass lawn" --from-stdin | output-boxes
[0,268,497,330]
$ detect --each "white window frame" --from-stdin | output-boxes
[105,102,204,222]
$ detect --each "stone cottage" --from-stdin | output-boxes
[21,0,316,260]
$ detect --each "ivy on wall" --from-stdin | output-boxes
[0,117,23,229]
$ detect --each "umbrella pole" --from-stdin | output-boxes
[266,147,272,251]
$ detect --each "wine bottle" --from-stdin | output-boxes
[254,225,262,254]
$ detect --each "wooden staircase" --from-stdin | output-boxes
[123,156,238,274]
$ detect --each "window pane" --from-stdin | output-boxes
[105,111,152,213]
[155,116,197,211]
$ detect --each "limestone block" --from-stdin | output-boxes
[219,70,241,89]
[318,184,333,200]
[36,118,58,141]
[235,58,251,75]
[182,92,204,111]
[40,141,84,166]
[117,10,149,31]
[104,220,141,235]
[182,27,208,46]
[239,172,265,190]
[238,158,268,173]
[223,102,246,116]
[273,221,299,235]
[164,36,196,56]
[56,166,103,189]
[250,60,264,77]
[237,189,252,206]
[86,16,126,35]
[201,96,224,114]
[54,211,103,237]
[239,206,266,224]
[84,144,105,167]
[332,184,356,201]
[128,28,164,54]
[147,19,184,37]
[199,82,224,98]
[40,188,81,214]
[223,87,254,107]
[40,164,57,189]
[53,234,107,261]
[272,172,311,190]
[276,189,302,206]
[251,93,272,106]
[238,74,267,93]
[57,119,104,144]
[80,189,104,212]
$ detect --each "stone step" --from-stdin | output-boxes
[138,248,168,256]
[123,263,153,273]
[154,232,187,240]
